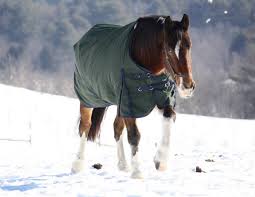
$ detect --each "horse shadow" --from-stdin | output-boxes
[0,173,71,192]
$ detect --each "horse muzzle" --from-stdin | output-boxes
[177,80,195,99]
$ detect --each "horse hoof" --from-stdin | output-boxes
[131,171,143,179]
[118,162,130,172]
[154,160,168,171]
[71,159,85,173]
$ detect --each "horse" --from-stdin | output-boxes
[71,14,195,179]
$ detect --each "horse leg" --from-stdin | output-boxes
[114,116,129,172]
[154,106,176,171]
[124,118,142,179]
[71,103,92,173]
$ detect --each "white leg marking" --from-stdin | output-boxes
[130,147,143,179]
[154,117,173,171]
[71,132,87,173]
[117,133,129,171]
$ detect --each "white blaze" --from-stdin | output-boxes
[175,41,181,59]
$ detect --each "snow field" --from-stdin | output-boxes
[0,84,255,197]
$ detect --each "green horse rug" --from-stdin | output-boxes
[74,22,176,118]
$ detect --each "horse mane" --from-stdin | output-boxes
[130,16,183,74]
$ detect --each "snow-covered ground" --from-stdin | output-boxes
[0,83,255,197]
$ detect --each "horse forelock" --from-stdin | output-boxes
[165,21,183,50]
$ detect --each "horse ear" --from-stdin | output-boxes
[165,16,173,29]
[181,14,189,31]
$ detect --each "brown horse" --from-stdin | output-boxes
[72,14,195,178]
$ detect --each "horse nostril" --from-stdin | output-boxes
[192,81,196,90]
[183,80,193,89]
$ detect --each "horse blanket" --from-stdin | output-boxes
[74,21,176,118]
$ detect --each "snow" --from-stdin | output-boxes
[206,18,211,24]
[0,83,255,197]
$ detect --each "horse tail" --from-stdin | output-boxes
[88,107,107,141]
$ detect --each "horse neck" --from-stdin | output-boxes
[140,61,165,74]
[129,19,165,75]
[130,45,165,75]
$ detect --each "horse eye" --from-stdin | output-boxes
[182,42,190,49]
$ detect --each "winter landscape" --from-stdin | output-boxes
[1,0,255,196]
[0,84,255,197]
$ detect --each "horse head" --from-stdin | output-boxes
[130,14,195,98]
[164,14,195,98]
